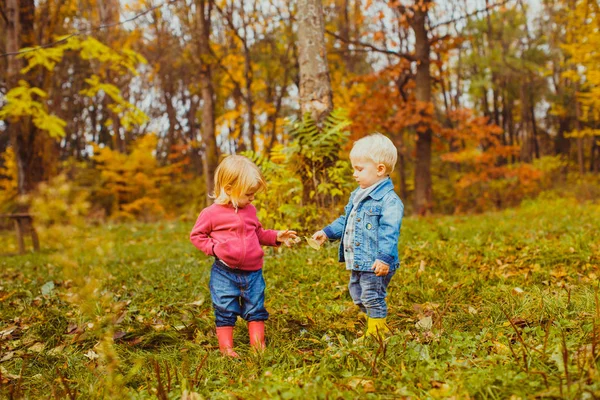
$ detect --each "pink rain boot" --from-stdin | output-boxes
[248,321,265,350]
[216,326,239,358]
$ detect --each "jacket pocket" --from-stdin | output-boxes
[363,205,382,256]
[213,239,244,267]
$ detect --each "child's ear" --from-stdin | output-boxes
[224,185,232,195]
[377,164,387,176]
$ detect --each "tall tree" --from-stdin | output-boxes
[194,0,219,199]
[396,0,434,214]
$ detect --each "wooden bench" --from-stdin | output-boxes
[0,213,40,254]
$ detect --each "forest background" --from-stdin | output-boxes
[1,0,599,228]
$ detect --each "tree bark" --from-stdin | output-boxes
[6,0,50,195]
[196,0,219,201]
[297,0,333,125]
[410,0,433,215]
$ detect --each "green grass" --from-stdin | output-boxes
[1,197,599,399]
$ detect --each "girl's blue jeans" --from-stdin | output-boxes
[209,260,269,327]
[348,269,395,319]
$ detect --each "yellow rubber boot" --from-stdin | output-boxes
[365,317,390,338]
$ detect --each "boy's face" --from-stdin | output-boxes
[351,158,387,189]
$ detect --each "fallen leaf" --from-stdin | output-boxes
[416,260,425,278]
[0,351,15,362]
[41,281,55,296]
[306,238,322,251]
[416,316,433,331]
[0,326,17,340]
[0,366,20,380]
[512,287,524,295]
[348,378,376,393]
[48,345,65,355]
[113,331,127,340]
[28,342,45,353]
[187,298,205,307]
[468,306,478,315]
[84,349,99,360]
[174,325,187,331]
[66,324,79,334]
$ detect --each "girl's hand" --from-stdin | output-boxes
[371,260,390,276]
[277,230,298,247]
[311,230,328,246]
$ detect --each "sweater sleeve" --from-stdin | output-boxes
[189,208,216,256]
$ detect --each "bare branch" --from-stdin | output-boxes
[431,0,515,30]
[325,29,416,62]
[0,4,9,25]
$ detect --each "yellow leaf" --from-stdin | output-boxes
[306,238,322,251]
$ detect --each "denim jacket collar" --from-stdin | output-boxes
[367,177,394,201]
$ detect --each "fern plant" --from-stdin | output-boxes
[287,108,352,206]
[241,108,354,232]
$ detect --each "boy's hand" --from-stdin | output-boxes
[311,230,328,246]
[277,230,298,247]
[371,260,389,276]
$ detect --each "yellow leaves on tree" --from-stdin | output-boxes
[92,134,175,221]
[0,148,19,212]
[80,75,148,131]
[0,36,148,141]
[561,0,600,140]
[0,80,67,138]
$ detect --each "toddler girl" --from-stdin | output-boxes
[190,155,297,357]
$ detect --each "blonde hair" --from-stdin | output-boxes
[213,155,266,208]
[349,133,398,173]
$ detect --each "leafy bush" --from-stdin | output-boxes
[30,173,90,227]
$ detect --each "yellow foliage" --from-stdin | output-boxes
[30,173,91,227]
[561,0,600,133]
[0,80,67,138]
[81,75,149,131]
[0,148,18,212]
[92,134,174,220]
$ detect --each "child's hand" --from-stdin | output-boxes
[371,260,390,276]
[311,230,328,246]
[277,230,298,247]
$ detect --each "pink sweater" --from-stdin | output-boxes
[189,203,279,271]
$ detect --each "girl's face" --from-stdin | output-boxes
[351,157,387,189]
[235,189,256,208]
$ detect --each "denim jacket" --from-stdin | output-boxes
[323,177,404,271]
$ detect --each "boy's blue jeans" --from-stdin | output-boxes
[348,270,396,319]
[209,260,269,327]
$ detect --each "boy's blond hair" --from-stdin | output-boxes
[350,133,398,173]
[213,155,266,208]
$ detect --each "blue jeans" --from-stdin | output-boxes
[348,270,395,319]
[209,260,269,327]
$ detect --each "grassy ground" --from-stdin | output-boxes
[1,196,599,399]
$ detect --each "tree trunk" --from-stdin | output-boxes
[297,0,333,125]
[555,117,572,156]
[575,102,585,175]
[6,0,24,193]
[410,1,433,215]
[590,138,599,173]
[6,0,50,195]
[196,0,219,201]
